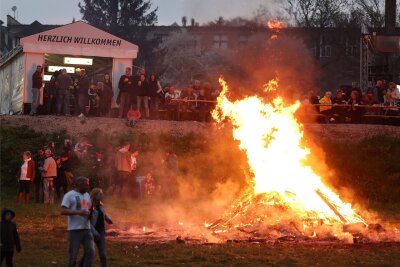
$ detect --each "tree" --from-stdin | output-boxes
[78,0,158,66]
[285,0,350,28]
[354,0,385,28]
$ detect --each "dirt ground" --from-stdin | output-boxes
[1,115,400,141]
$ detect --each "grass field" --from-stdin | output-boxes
[1,192,399,267]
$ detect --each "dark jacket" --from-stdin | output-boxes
[78,75,90,95]
[99,82,114,107]
[136,80,149,97]
[118,75,134,93]
[148,80,159,97]
[1,208,21,252]
[90,204,113,237]
[56,73,72,91]
[32,71,43,89]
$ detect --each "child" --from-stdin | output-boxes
[90,188,113,267]
[1,208,21,266]
[143,173,158,197]
[126,107,141,127]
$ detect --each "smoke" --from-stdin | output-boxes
[182,0,281,24]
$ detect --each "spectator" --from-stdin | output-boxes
[74,137,92,159]
[46,141,56,156]
[347,90,363,123]
[56,68,72,116]
[34,148,46,203]
[193,80,202,95]
[45,70,59,115]
[374,80,385,103]
[60,176,94,267]
[197,88,210,122]
[388,82,400,102]
[63,139,73,156]
[113,142,132,195]
[165,86,180,120]
[143,173,158,197]
[1,208,21,267]
[308,90,320,112]
[17,151,35,204]
[162,150,179,198]
[332,89,347,123]
[30,65,44,116]
[130,150,139,197]
[98,74,114,117]
[90,188,113,267]
[88,83,98,116]
[319,91,333,123]
[126,107,141,127]
[77,69,90,118]
[148,73,162,113]
[136,74,150,118]
[42,149,57,204]
[72,69,81,116]
[117,67,134,118]
[362,88,378,106]
[55,153,70,199]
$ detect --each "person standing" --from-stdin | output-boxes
[30,65,44,116]
[136,74,150,118]
[148,73,162,114]
[98,74,114,117]
[34,148,46,203]
[45,70,59,115]
[56,68,72,116]
[113,142,132,195]
[78,69,90,118]
[90,188,113,267]
[60,177,94,267]
[17,151,35,204]
[42,149,57,204]
[117,67,134,118]
[1,208,21,267]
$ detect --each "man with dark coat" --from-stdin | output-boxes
[30,65,44,116]
[1,208,21,267]
[118,67,134,118]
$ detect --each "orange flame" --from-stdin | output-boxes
[212,78,366,226]
[267,19,285,32]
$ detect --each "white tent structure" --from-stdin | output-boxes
[0,21,138,114]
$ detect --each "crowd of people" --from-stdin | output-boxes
[30,66,221,123]
[303,80,400,123]
[1,135,180,266]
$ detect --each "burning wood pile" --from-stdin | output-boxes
[206,78,376,243]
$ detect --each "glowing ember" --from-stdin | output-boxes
[211,78,366,236]
[267,19,285,32]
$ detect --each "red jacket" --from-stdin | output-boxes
[32,71,43,89]
[18,159,36,182]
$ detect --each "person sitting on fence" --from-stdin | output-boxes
[346,90,363,123]
[197,88,210,122]
[165,86,180,120]
[332,89,347,123]
[319,91,333,123]
[126,107,141,127]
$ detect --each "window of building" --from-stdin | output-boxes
[319,36,331,58]
[239,35,248,46]
[345,39,359,57]
[213,34,228,49]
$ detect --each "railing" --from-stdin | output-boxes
[162,99,399,123]
[0,45,23,67]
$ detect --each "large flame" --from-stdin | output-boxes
[212,78,366,226]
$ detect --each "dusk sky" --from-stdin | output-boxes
[1,0,281,26]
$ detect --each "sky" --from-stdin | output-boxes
[1,0,281,26]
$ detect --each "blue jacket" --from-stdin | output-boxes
[90,204,112,237]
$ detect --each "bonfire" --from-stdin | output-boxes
[207,77,368,243]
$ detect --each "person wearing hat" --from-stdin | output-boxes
[1,208,21,267]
